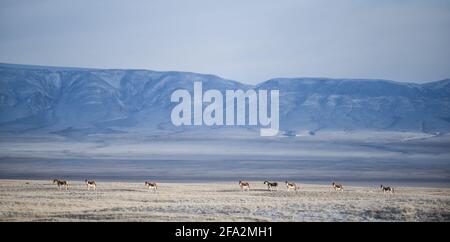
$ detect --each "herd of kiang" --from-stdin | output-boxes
[51,179,394,194]
[247,181,394,193]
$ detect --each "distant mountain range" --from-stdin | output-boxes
[1,63,449,135]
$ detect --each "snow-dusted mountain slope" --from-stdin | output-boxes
[259,78,450,133]
[0,63,449,134]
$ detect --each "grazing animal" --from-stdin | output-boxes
[145,182,158,191]
[380,185,394,193]
[332,182,343,191]
[85,179,96,190]
[285,181,298,191]
[239,181,250,191]
[264,181,278,191]
[53,179,68,190]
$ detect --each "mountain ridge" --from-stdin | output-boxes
[1,63,449,135]
[2,62,448,86]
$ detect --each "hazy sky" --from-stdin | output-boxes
[1,0,449,84]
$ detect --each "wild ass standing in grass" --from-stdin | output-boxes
[332,182,344,191]
[380,185,394,193]
[145,182,158,191]
[53,179,68,190]
[85,180,96,190]
[239,181,250,191]
[145,182,158,192]
[264,181,278,191]
[285,181,298,191]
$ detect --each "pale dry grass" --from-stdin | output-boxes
[0,179,449,221]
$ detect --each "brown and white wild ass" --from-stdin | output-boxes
[53,179,69,190]
[332,182,344,191]
[85,179,96,190]
[285,181,298,191]
[239,181,250,191]
[380,185,394,193]
[145,182,158,191]
[263,181,278,191]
